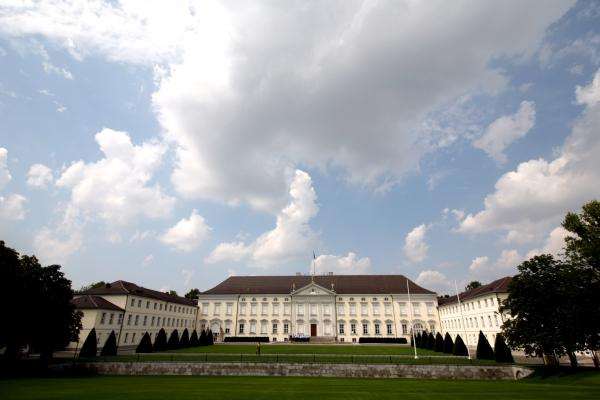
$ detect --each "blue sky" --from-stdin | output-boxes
[1,0,600,295]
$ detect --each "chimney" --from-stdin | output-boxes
[328,271,333,276]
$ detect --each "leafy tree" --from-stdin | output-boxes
[434,332,444,352]
[465,281,482,291]
[190,330,199,347]
[207,329,214,345]
[184,289,200,300]
[199,329,207,346]
[100,331,118,356]
[166,290,178,297]
[453,334,468,356]
[501,255,583,367]
[154,329,168,352]
[136,332,153,353]
[494,333,514,363]
[476,331,494,360]
[180,329,190,348]
[0,242,81,362]
[79,328,97,358]
[79,281,107,292]
[167,329,180,349]
[443,333,454,354]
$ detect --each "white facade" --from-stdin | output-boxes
[197,281,441,342]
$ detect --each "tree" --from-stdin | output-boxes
[476,331,494,360]
[166,290,178,297]
[180,329,190,348]
[465,281,482,291]
[79,281,107,292]
[207,329,214,345]
[502,255,583,368]
[154,329,168,352]
[199,329,207,346]
[167,329,180,349]
[190,330,199,347]
[434,332,444,352]
[494,333,514,363]
[79,328,97,358]
[427,332,435,350]
[100,331,118,356]
[0,241,81,362]
[453,334,468,356]
[443,333,454,354]
[184,289,200,300]
[136,332,153,353]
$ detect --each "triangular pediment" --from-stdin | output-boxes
[294,281,336,295]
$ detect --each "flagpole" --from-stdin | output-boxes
[454,280,471,360]
[407,279,418,359]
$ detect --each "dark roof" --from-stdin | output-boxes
[72,295,124,311]
[202,275,435,295]
[81,280,197,306]
[437,276,512,306]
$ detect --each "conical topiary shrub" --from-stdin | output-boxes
[476,331,494,360]
[180,329,190,348]
[443,332,454,354]
[167,329,180,349]
[190,330,199,347]
[207,329,214,345]
[136,332,153,353]
[154,328,168,352]
[426,332,435,350]
[434,332,444,352]
[100,330,118,356]
[199,329,207,346]
[453,334,468,356]
[79,328,97,358]
[493,333,514,363]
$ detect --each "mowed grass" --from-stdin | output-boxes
[169,344,437,355]
[1,371,599,400]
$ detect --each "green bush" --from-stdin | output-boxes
[207,329,214,345]
[154,329,167,352]
[78,328,97,358]
[180,329,190,348]
[167,329,180,349]
[476,331,494,360]
[434,332,444,352]
[190,330,199,347]
[199,329,207,346]
[494,333,514,363]
[443,332,454,354]
[453,334,468,356]
[426,332,435,350]
[136,332,153,353]
[100,330,117,356]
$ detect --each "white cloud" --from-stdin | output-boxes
[56,128,175,226]
[142,254,154,267]
[33,205,83,264]
[473,101,536,164]
[459,69,600,242]
[0,193,27,220]
[0,1,573,210]
[42,60,73,80]
[206,170,318,266]
[469,249,525,280]
[130,230,154,243]
[0,147,11,189]
[26,163,53,188]
[526,226,570,258]
[404,224,429,263]
[181,268,195,287]
[160,209,211,252]
[314,252,371,275]
[415,270,451,293]
[443,208,465,222]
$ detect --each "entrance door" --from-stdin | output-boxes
[310,324,317,336]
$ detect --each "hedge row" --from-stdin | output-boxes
[224,336,270,343]
[358,337,408,344]
[412,330,513,362]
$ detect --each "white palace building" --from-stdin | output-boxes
[70,274,512,351]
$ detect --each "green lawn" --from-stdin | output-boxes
[1,371,599,400]
[170,344,437,355]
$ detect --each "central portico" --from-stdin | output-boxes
[197,274,441,343]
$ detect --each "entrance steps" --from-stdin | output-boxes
[309,336,336,344]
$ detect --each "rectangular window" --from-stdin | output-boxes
[127,314,132,325]
[214,303,221,314]
[143,316,147,326]
[283,323,289,334]
[362,323,368,335]
[337,304,344,315]
[130,298,135,307]
[426,302,434,315]
[339,323,345,334]
[349,303,356,316]
[272,323,278,334]
[109,313,114,324]
[138,300,142,307]
[399,302,407,315]
[412,302,421,316]
[250,321,257,334]
[384,303,392,315]
[157,317,161,326]
[297,304,304,316]
[251,303,257,315]
[351,323,356,334]
[386,323,392,335]
[151,316,155,326]
[135,315,139,325]
[117,314,123,325]
[310,304,317,316]
[239,323,245,334]
[261,321,267,334]
[373,303,380,315]
[132,333,136,343]
[375,323,380,335]
[361,303,368,316]
[226,303,233,315]
[225,327,230,334]
[100,312,106,324]
[154,303,157,310]
[202,303,209,315]
[284,303,291,315]
[124,333,129,343]
[273,303,280,315]
[261,303,268,315]
[487,315,492,327]
[146,301,150,309]
[240,303,246,315]
[402,323,407,335]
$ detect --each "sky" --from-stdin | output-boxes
[1,0,600,295]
